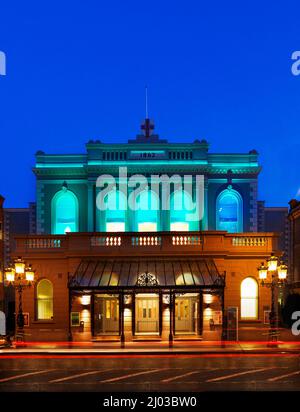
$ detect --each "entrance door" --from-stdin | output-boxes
[94,295,119,335]
[135,295,159,334]
[175,296,196,333]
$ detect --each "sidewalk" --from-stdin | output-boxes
[1,340,299,355]
[1,326,299,355]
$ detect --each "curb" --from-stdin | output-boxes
[0,349,299,356]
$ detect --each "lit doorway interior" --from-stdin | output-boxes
[94,294,119,335]
[175,294,198,334]
[135,294,159,334]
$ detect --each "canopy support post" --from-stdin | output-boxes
[169,290,174,347]
[119,292,125,348]
[198,291,203,336]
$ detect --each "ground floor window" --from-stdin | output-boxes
[36,279,53,320]
[240,277,258,319]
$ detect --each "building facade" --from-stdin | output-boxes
[34,123,260,235]
[14,231,277,342]
[10,121,280,342]
[288,199,300,290]
[0,195,4,312]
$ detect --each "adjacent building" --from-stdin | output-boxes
[2,202,36,332]
[0,196,4,312]
[288,199,300,290]
[257,201,290,264]
[3,203,36,266]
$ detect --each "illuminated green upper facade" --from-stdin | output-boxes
[33,121,261,235]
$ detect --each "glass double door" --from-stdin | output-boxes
[175,295,197,334]
[135,294,159,334]
[94,294,119,335]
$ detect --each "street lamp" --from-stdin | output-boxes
[257,253,287,345]
[4,257,35,342]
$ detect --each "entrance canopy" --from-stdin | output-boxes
[69,258,225,290]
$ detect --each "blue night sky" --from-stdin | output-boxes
[0,1,300,207]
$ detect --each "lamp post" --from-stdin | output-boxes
[258,253,287,346]
[4,257,35,342]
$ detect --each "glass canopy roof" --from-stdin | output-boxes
[69,258,224,289]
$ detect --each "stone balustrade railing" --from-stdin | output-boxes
[13,232,276,256]
[26,238,62,249]
[172,235,202,246]
[232,237,267,247]
[131,236,162,246]
[91,236,122,247]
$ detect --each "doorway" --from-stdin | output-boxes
[175,294,197,334]
[135,294,159,334]
[94,294,119,335]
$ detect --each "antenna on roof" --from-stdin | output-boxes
[140,85,154,138]
[145,85,148,118]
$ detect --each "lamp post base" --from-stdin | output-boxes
[120,334,125,349]
[15,327,26,347]
[267,323,279,348]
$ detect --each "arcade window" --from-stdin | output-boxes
[170,190,196,231]
[136,190,159,232]
[216,188,243,233]
[51,188,79,234]
[104,190,126,232]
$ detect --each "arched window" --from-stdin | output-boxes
[104,190,126,232]
[169,190,195,231]
[36,279,53,320]
[51,188,78,234]
[135,190,159,232]
[241,277,258,319]
[216,188,243,233]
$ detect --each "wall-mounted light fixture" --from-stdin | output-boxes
[204,294,213,305]
[124,295,132,305]
[81,295,91,305]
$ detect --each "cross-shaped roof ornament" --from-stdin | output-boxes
[141,118,155,138]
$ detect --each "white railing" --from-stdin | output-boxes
[131,236,162,246]
[172,235,202,246]
[26,238,62,248]
[232,237,267,247]
[91,236,121,247]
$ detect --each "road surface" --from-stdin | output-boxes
[0,354,299,392]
